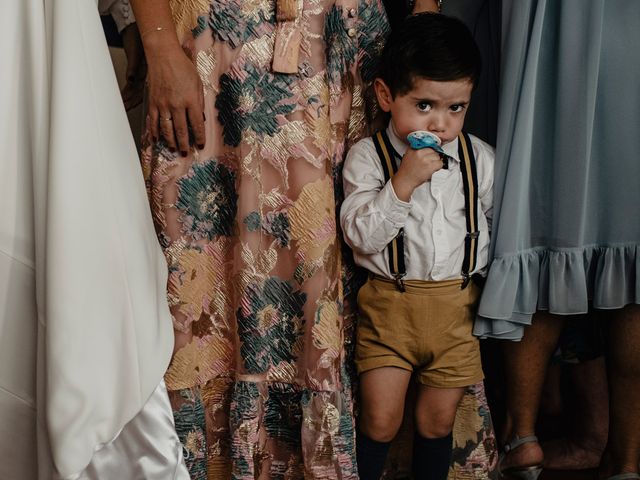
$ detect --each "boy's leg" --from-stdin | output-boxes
[412,385,465,480]
[357,366,412,480]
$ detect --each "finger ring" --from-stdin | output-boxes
[161,116,172,122]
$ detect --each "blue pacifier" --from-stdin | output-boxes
[406,130,448,169]
[407,130,444,153]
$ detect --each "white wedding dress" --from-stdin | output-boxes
[0,1,188,478]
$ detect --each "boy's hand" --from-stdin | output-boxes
[391,148,444,201]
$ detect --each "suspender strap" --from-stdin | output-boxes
[371,130,480,291]
[372,130,406,291]
[457,131,480,289]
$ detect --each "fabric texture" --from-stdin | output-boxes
[144,1,497,478]
[79,381,189,480]
[0,0,181,478]
[474,0,640,340]
[355,277,484,388]
[144,2,389,477]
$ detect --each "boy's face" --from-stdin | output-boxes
[374,76,473,146]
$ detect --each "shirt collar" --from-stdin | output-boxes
[385,120,461,163]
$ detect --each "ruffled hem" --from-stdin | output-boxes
[474,243,640,340]
[230,381,358,479]
[170,377,359,479]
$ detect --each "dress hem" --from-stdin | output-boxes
[474,242,640,340]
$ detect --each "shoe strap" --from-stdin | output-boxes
[607,474,640,480]
[503,435,538,453]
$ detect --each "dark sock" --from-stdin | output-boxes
[412,432,453,480]
[356,430,391,480]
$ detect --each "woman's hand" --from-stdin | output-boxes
[144,35,206,155]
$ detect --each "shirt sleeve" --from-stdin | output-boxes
[99,0,136,33]
[340,139,412,254]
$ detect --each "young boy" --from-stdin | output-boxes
[340,13,494,480]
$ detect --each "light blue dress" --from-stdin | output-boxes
[474,0,640,340]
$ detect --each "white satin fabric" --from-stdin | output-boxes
[1,0,186,478]
[78,381,187,480]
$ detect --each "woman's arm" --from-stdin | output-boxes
[130,0,206,155]
[413,0,440,13]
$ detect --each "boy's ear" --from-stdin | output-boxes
[374,78,393,112]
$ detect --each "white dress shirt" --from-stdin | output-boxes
[340,123,494,281]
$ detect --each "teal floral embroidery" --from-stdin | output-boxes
[237,277,306,373]
[192,15,209,39]
[230,381,260,425]
[229,382,260,479]
[216,65,296,147]
[357,1,390,82]
[244,211,291,247]
[335,391,357,476]
[176,158,237,240]
[324,5,358,86]
[173,390,207,480]
[209,0,275,49]
[243,211,262,232]
[264,384,303,448]
[264,212,290,247]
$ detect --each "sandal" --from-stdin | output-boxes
[499,435,543,480]
[606,474,640,480]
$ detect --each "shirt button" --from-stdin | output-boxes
[436,229,443,236]
[347,27,357,38]
[348,8,357,18]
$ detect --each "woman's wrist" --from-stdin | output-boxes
[141,28,182,58]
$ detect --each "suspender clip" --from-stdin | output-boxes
[466,231,480,239]
[393,274,406,293]
[461,273,471,290]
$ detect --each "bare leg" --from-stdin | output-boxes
[414,385,465,439]
[600,304,640,478]
[540,362,563,420]
[357,367,412,480]
[359,367,412,442]
[501,311,565,470]
[543,356,608,470]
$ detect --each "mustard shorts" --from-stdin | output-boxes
[355,276,484,388]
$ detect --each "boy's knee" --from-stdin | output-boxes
[360,410,403,443]
[415,407,457,439]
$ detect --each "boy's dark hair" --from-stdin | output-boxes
[378,12,482,97]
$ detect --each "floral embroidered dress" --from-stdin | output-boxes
[142,1,496,478]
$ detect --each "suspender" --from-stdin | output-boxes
[371,130,480,290]
[457,131,480,289]
[372,130,407,291]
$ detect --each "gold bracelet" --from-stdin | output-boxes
[140,26,168,40]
